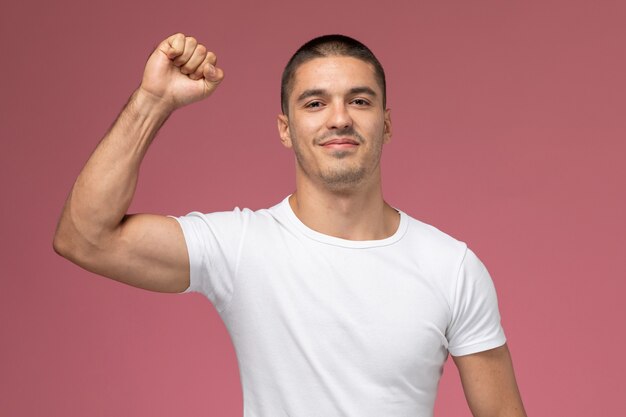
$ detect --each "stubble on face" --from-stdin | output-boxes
[289,124,383,191]
[280,56,390,193]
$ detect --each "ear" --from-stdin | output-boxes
[277,114,293,148]
[383,109,392,144]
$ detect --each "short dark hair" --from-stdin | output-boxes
[280,34,386,115]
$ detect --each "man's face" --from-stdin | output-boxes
[278,56,392,191]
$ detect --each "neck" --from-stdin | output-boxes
[289,171,399,241]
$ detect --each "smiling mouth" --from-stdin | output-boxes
[320,138,360,147]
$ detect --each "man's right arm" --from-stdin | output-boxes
[52,33,224,293]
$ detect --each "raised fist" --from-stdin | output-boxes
[139,33,224,112]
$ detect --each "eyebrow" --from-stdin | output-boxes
[296,86,378,103]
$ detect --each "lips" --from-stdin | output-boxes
[320,137,359,146]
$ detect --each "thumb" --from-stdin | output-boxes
[158,33,185,60]
[203,63,224,85]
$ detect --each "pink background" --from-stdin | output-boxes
[2,0,625,416]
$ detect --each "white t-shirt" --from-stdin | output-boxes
[173,196,506,417]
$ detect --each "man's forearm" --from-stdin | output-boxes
[52,33,222,291]
[53,89,172,256]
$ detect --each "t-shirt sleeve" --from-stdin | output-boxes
[446,247,506,356]
[169,208,249,313]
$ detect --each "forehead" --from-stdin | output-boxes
[291,56,380,96]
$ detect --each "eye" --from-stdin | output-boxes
[351,98,371,106]
[305,100,324,109]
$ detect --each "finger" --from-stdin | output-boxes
[202,63,224,84]
[190,51,217,80]
[206,51,217,66]
[180,44,208,75]
[173,36,198,67]
[159,33,186,60]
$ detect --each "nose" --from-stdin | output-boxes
[326,101,353,130]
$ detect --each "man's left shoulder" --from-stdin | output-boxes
[400,210,469,265]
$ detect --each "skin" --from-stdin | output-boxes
[278,56,527,416]
[453,344,528,417]
[53,34,527,416]
[277,56,398,240]
[53,33,223,292]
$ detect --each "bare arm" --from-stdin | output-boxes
[452,343,527,417]
[53,33,224,293]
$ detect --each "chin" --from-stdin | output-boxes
[320,168,367,189]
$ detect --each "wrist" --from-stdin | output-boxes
[131,87,176,118]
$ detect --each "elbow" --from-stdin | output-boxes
[53,205,114,265]
[52,226,75,260]
[53,208,78,259]
[52,228,99,269]
[53,220,114,268]
[52,219,93,262]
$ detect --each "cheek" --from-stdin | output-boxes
[375,118,388,138]
[291,123,318,144]
[354,112,384,132]
[359,122,384,143]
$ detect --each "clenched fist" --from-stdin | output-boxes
[139,33,224,112]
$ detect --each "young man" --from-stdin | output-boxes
[54,33,527,416]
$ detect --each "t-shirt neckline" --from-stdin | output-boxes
[278,195,409,248]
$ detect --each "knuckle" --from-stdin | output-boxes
[172,33,185,45]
